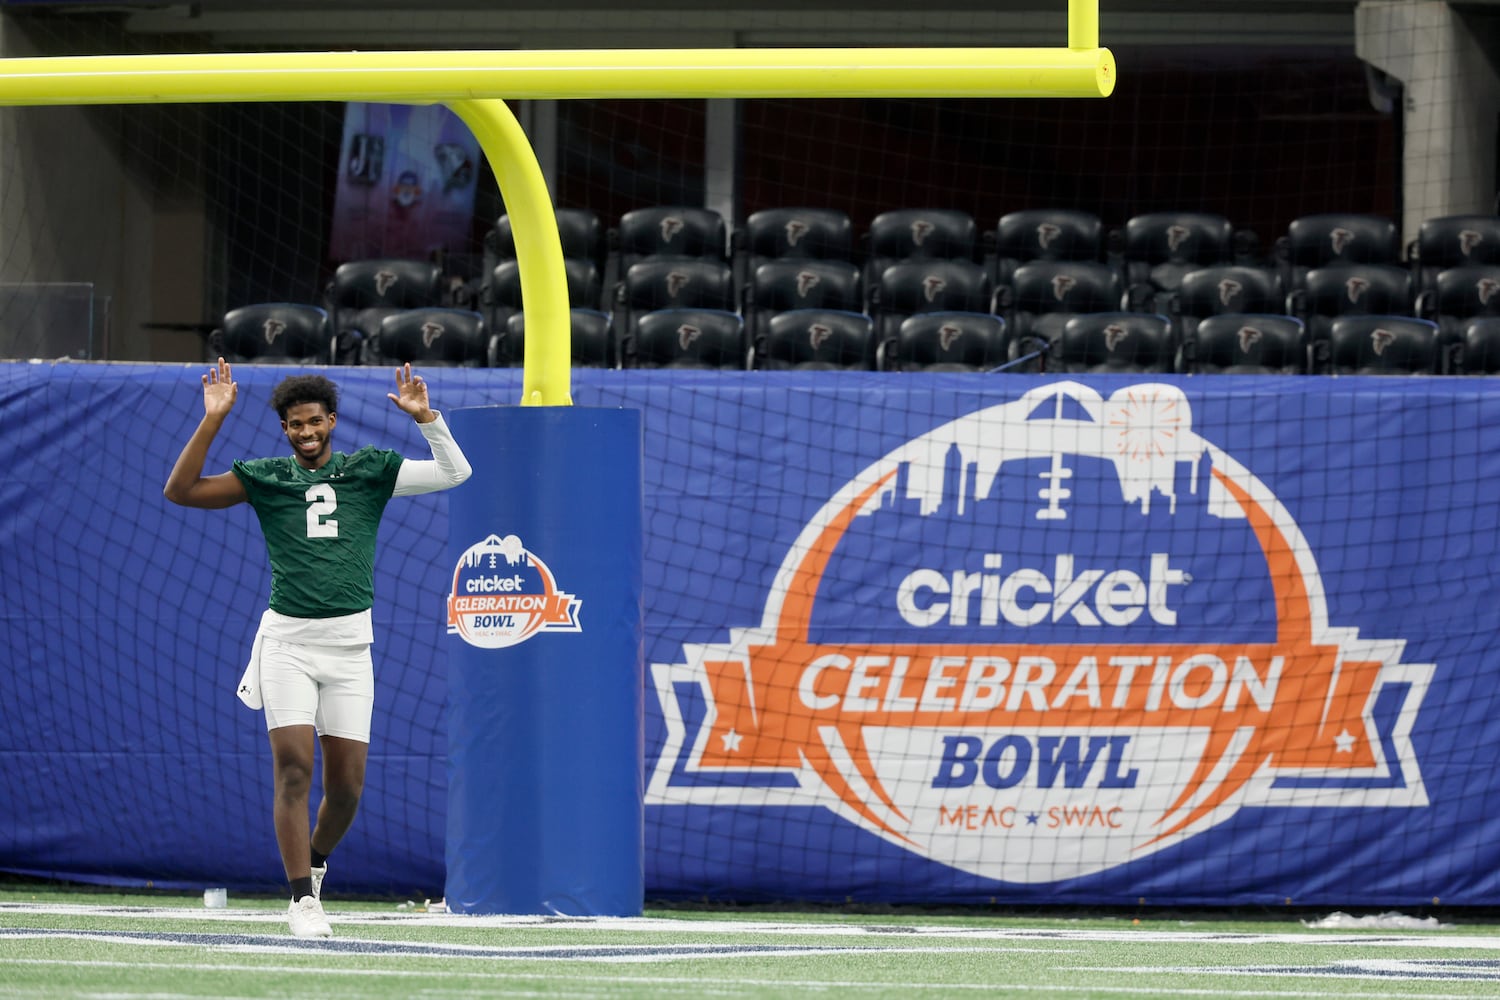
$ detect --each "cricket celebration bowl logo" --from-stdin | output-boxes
[447,533,582,649]
[648,381,1432,883]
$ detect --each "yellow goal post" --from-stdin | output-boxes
[0,3,1114,405]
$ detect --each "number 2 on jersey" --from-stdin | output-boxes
[305,484,339,538]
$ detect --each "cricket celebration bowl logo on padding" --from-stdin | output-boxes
[648,381,1433,883]
[447,533,581,649]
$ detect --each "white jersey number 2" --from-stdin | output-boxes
[305,484,339,538]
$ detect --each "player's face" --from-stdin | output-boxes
[281,402,336,468]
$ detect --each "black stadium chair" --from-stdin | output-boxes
[1119,211,1237,311]
[1000,260,1123,350]
[214,303,331,365]
[742,207,855,264]
[1413,214,1500,295]
[1289,263,1414,344]
[1451,316,1500,375]
[743,259,863,347]
[1323,315,1440,375]
[885,311,1009,372]
[754,309,876,371]
[992,208,1103,287]
[871,259,992,357]
[865,208,981,286]
[328,258,444,364]
[370,308,488,367]
[1051,311,1175,374]
[1180,313,1309,375]
[487,208,607,273]
[1170,264,1283,344]
[630,308,745,369]
[503,308,615,368]
[1279,213,1401,292]
[614,257,736,363]
[616,206,728,270]
[486,258,604,338]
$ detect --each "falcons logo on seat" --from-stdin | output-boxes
[1216,278,1243,307]
[1036,222,1061,250]
[1104,323,1129,352]
[677,324,702,351]
[784,219,810,247]
[261,318,286,345]
[1477,276,1500,306]
[1237,326,1263,353]
[922,275,948,303]
[659,216,685,243]
[666,271,691,298]
[375,270,399,296]
[796,271,822,298]
[422,322,445,348]
[939,323,964,351]
[910,219,935,247]
[1166,225,1191,253]
[1370,327,1396,356]
[1344,276,1370,304]
[808,323,833,350]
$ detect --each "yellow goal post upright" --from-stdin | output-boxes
[0,0,1112,407]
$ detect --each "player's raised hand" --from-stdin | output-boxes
[388,363,436,423]
[202,357,237,418]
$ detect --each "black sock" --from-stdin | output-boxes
[290,876,314,902]
[310,849,329,870]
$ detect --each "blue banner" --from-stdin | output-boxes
[0,362,1495,907]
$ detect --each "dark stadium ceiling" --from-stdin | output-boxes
[13,1,1379,50]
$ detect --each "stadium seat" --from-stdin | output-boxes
[864,208,981,286]
[870,259,993,358]
[1289,263,1414,347]
[741,207,855,264]
[614,258,737,364]
[1278,213,1401,291]
[743,259,863,349]
[502,308,615,368]
[1413,214,1500,295]
[1119,211,1237,311]
[630,308,746,369]
[369,308,488,367]
[1179,313,1309,374]
[213,303,331,365]
[884,311,1009,372]
[999,259,1123,354]
[1450,316,1500,375]
[1170,264,1283,345]
[616,206,728,271]
[327,259,444,364]
[754,308,876,371]
[992,208,1104,287]
[1323,315,1440,375]
[486,208,607,272]
[486,258,604,337]
[1051,311,1175,374]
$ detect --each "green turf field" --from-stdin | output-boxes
[3,888,1499,998]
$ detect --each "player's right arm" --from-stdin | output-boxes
[163,357,250,509]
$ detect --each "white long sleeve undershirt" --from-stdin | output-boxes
[392,411,473,496]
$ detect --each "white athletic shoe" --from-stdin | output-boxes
[310,864,327,901]
[288,895,332,938]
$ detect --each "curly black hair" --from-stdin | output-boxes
[269,374,339,419]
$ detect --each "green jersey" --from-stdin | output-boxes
[232,446,405,618]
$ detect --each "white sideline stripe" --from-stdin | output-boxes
[0,959,1492,1000]
[0,902,1494,948]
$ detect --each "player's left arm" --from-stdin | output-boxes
[388,363,473,496]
